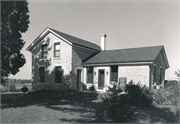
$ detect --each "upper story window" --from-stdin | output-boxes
[110,66,118,82]
[54,42,60,57]
[41,44,48,59]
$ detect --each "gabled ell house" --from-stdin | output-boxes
[27,27,169,91]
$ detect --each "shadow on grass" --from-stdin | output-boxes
[127,106,178,123]
[1,92,178,123]
[1,91,99,109]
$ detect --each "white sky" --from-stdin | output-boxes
[10,0,179,80]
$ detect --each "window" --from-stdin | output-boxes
[110,66,118,82]
[87,67,93,84]
[54,42,60,57]
[39,67,45,83]
[41,44,48,58]
[55,66,62,83]
[159,68,162,85]
[153,66,156,83]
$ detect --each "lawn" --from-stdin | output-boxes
[1,91,178,123]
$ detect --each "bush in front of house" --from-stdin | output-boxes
[21,85,29,93]
[150,80,180,123]
[125,80,153,107]
[99,82,136,123]
[151,80,179,106]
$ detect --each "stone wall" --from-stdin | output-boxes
[83,65,150,91]
[72,47,99,90]
[118,65,150,87]
[31,32,72,91]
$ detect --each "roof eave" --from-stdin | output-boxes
[26,27,101,52]
[82,61,153,66]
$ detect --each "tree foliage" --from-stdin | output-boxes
[175,69,180,80]
[1,1,30,81]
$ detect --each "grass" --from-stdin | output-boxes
[1,91,179,123]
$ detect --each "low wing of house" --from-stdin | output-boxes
[83,45,169,90]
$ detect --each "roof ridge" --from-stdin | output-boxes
[49,27,98,45]
[104,45,164,52]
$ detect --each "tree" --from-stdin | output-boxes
[175,69,180,80]
[1,1,30,83]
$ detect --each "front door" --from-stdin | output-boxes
[77,69,82,90]
[98,70,105,89]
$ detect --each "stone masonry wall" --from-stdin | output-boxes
[119,65,150,87]
[31,32,72,91]
[72,47,99,90]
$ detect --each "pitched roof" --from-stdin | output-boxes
[27,27,101,51]
[83,45,165,65]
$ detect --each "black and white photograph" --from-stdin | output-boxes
[1,0,180,123]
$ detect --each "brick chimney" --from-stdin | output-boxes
[101,33,107,50]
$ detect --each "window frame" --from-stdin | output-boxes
[54,42,60,58]
[159,67,162,85]
[110,66,118,82]
[41,44,48,59]
[153,65,156,83]
[86,67,94,84]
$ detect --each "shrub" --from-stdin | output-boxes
[151,80,180,106]
[151,80,180,123]
[125,80,153,107]
[21,85,28,93]
[100,82,136,123]
[8,83,16,92]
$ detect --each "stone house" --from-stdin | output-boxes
[27,27,169,91]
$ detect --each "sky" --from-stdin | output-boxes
[9,0,179,80]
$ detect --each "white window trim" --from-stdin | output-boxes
[39,43,48,60]
[53,40,61,59]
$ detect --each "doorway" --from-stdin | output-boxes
[77,69,82,90]
[98,69,105,89]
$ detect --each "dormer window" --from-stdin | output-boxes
[41,44,48,58]
[54,42,60,57]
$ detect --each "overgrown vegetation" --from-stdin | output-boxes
[125,80,153,107]
[28,88,78,99]
[99,82,136,123]
[151,80,180,123]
